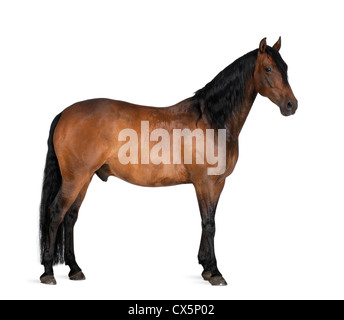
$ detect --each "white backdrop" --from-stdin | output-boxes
[1,0,344,300]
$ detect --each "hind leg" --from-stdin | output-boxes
[64,178,92,281]
[40,198,61,284]
[40,177,90,285]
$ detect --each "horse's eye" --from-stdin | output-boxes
[265,66,272,73]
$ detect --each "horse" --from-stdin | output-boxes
[39,37,298,285]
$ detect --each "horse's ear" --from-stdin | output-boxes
[273,36,282,51]
[259,38,267,53]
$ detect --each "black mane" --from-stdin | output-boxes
[193,46,288,129]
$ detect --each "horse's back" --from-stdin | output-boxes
[53,98,193,186]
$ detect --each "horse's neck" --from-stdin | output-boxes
[226,80,257,139]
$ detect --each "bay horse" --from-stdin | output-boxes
[39,37,297,285]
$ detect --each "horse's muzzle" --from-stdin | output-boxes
[281,99,298,116]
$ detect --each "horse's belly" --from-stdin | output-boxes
[107,161,190,187]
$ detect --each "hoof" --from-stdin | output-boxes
[40,274,57,285]
[201,271,212,281]
[69,270,86,281]
[209,276,227,286]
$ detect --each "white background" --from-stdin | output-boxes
[1,0,343,300]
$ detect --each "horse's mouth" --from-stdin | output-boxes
[280,107,297,116]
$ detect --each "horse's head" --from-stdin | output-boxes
[254,37,298,116]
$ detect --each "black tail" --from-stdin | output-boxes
[39,112,64,265]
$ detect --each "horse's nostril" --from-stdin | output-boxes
[286,101,293,110]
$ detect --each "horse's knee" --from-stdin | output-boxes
[202,219,215,237]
